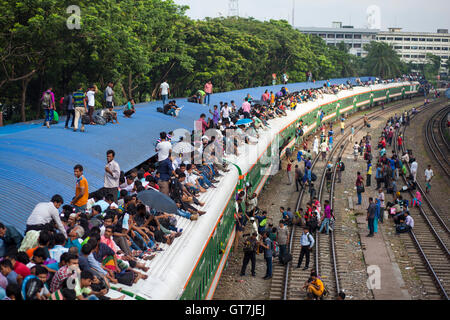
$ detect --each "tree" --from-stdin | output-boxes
[363,42,405,79]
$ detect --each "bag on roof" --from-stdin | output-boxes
[81,114,90,124]
[157,107,164,113]
[52,111,59,122]
[94,114,107,125]
[339,161,345,172]
[311,173,317,181]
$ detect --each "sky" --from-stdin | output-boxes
[173,0,450,33]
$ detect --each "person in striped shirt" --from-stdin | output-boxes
[72,85,87,132]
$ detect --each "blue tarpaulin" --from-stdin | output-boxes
[0,76,372,233]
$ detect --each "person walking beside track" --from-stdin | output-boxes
[240,232,258,277]
[276,220,289,264]
[366,197,376,237]
[296,227,315,270]
[355,171,364,205]
[424,164,434,193]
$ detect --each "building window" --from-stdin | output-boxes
[411,46,418,50]
[434,38,441,42]
[353,43,361,48]
[386,37,393,40]
[411,55,418,58]
[427,47,433,50]
[319,34,326,38]
[403,55,411,58]
[395,37,403,41]
[419,55,425,58]
[426,38,433,42]
[442,39,449,42]
[336,34,344,38]
[404,38,411,41]
[442,47,449,51]
[372,35,376,39]
[345,34,353,39]
[357,52,361,57]
[411,38,418,41]
[394,46,402,49]
[442,55,449,59]
[404,46,411,49]
[434,47,441,50]
[354,34,362,39]
[327,34,335,38]
[327,43,335,46]
[378,37,386,40]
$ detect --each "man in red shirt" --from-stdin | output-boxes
[7,251,31,279]
[196,113,208,135]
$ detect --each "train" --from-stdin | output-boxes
[106,80,420,300]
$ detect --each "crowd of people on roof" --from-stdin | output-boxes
[0,74,423,300]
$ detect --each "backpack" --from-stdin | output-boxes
[311,173,317,181]
[81,114,90,124]
[94,114,107,125]
[272,240,279,257]
[42,92,52,108]
[339,161,345,172]
[243,238,254,253]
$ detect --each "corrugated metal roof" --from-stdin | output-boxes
[0,77,371,233]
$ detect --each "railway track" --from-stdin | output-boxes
[393,101,450,300]
[425,105,450,179]
[269,97,421,300]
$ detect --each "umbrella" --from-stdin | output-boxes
[252,100,268,106]
[172,141,194,154]
[137,189,178,214]
[235,118,253,126]
[445,88,450,99]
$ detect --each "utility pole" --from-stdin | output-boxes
[228,0,239,17]
[292,0,295,27]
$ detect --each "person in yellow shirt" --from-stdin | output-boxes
[71,164,89,212]
[306,271,324,299]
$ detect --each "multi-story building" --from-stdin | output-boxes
[376,28,449,72]
[297,22,379,57]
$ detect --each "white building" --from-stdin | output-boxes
[297,22,379,57]
[376,28,449,72]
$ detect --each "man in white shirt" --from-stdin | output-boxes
[378,188,385,223]
[404,212,414,230]
[424,164,434,193]
[221,103,232,122]
[26,195,67,238]
[410,159,418,182]
[86,85,96,125]
[160,80,170,106]
[105,82,114,108]
[103,149,121,203]
[155,132,172,162]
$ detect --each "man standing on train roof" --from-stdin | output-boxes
[241,97,251,119]
[160,79,170,107]
[71,164,89,213]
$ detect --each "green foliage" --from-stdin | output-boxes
[363,41,405,79]
[0,2,393,123]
